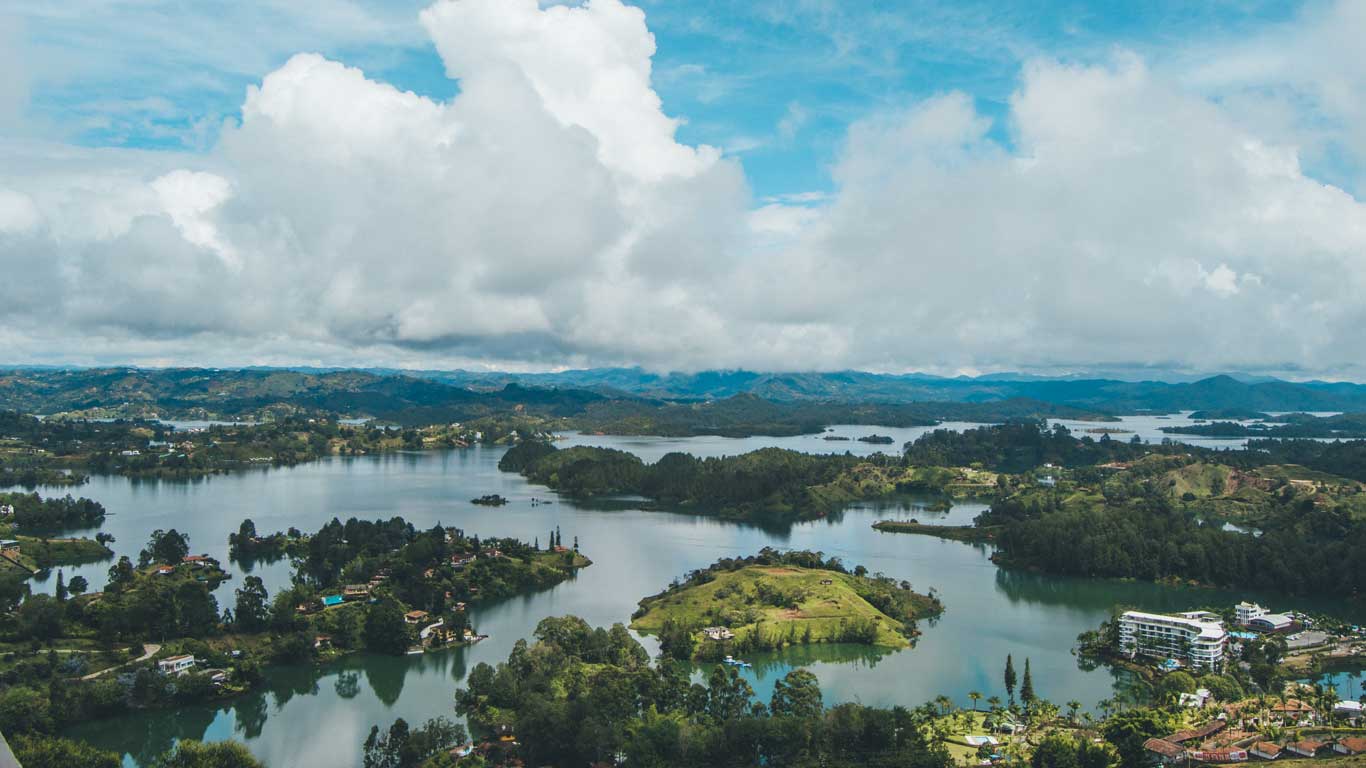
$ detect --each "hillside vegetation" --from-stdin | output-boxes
[631,550,941,660]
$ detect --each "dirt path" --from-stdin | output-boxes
[80,642,161,680]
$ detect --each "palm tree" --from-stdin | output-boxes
[1067,700,1081,725]
[987,695,1003,713]
[969,691,983,711]
[935,694,953,716]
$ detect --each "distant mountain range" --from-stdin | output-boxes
[388,368,1366,412]
[3,366,1366,421]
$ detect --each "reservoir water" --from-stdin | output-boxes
[49,426,1365,767]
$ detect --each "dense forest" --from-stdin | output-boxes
[981,477,1366,595]
[452,614,956,768]
[500,442,870,522]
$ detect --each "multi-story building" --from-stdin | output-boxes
[1118,610,1228,670]
[1235,601,1267,626]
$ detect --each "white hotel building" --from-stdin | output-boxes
[1118,610,1228,670]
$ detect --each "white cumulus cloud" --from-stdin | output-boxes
[1,0,1366,378]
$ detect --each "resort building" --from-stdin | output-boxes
[404,610,430,625]
[1143,738,1187,764]
[1235,602,1267,625]
[1249,742,1281,760]
[1248,613,1293,633]
[157,654,196,675]
[1285,741,1325,758]
[1333,738,1366,756]
[1118,611,1228,669]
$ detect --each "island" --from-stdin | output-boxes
[498,441,998,524]
[630,549,941,661]
[470,494,509,506]
[858,434,896,444]
[0,517,591,738]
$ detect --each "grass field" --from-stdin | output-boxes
[631,565,921,649]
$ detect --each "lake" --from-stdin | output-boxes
[51,429,1365,767]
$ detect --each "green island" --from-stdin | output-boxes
[0,517,589,745]
[497,440,1001,524]
[0,492,115,576]
[630,549,942,660]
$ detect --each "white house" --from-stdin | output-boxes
[1234,602,1267,626]
[1335,701,1363,722]
[157,654,196,675]
[702,626,735,641]
[1118,611,1228,669]
[1249,742,1281,760]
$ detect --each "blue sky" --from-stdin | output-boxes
[16,0,1315,200]
[5,0,1366,376]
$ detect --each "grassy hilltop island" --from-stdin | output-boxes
[631,549,942,660]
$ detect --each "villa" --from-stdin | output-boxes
[1118,610,1228,669]
[1144,738,1188,764]
[342,584,370,600]
[1285,741,1324,758]
[157,654,196,675]
[1249,743,1281,760]
[702,626,735,641]
[405,609,430,625]
[1333,738,1366,756]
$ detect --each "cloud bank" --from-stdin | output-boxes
[2,0,1366,376]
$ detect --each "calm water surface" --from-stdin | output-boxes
[52,432,1365,767]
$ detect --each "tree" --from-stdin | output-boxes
[365,598,412,655]
[233,576,270,633]
[1005,654,1017,703]
[0,572,28,613]
[67,575,88,596]
[17,594,64,640]
[141,529,190,566]
[1021,658,1035,703]
[364,718,410,768]
[0,686,53,734]
[770,669,823,718]
[54,570,68,602]
[1031,734,1082,768]
[149,739,263,768]
[1159,671,1197,703]
[969,691,983,711]
[11,734,120,768]
[1102,708,1173,768]
[107,556,135,589]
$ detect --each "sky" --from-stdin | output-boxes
[3,0,1366,378]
